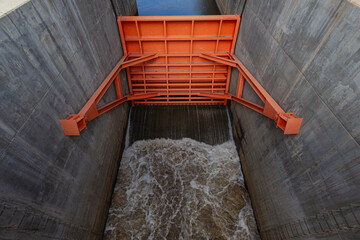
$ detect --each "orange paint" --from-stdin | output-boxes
[118,15,240,105]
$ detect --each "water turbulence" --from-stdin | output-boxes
[104,138,259,239]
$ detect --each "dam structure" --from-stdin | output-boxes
[0,0,359,239]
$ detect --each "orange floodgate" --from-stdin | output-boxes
[60,15,302,135]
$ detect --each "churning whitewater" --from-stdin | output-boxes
[104,138,259,240]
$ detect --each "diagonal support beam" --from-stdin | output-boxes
[122,54,158,69]
[97,92,160,116]
[198,93,264,113]
[198,53,303,134]
[61,92,160,136]
[199,53,237,68]
[60,54,159,136]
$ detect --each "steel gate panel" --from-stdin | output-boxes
[117,15,240,105]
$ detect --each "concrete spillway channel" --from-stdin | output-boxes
[104,106,259,239]
[1,0,360,239]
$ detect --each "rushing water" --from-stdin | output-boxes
[104,138,259,239]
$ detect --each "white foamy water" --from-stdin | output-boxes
[104,138,260,240]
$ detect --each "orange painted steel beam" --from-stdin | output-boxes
[198,53,303,134]
[199,53,237,68]
[60,54,159,135]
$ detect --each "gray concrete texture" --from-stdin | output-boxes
[217,0,360,239]
[111,0,138,16]
[216,0,247,15]
[0,0,136,239]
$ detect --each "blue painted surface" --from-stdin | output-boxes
[137,0,219,16]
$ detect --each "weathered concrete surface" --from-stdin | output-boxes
[111,0,138,16]
[128,105,230,146]
[215,0,246,15]
[0,0,135,239]
[218,0,360,239]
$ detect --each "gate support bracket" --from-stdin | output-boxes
[60,54,159,135]
[199,53,303,134]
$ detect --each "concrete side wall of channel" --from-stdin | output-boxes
[216,0,360,239]
[0,0,136,239]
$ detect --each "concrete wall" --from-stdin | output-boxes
[111,0,137,16]
[218,0,360,239]
[215,0,246,15]
[0,0,136,239]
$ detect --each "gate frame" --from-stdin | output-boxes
[60,15,302,135]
